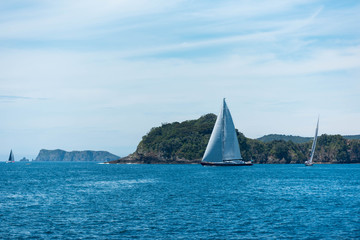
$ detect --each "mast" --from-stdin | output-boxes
[221,98,225,161]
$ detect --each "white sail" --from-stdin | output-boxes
[202,99,242,163]
[309,118,319,163]
[7,150,14,162]
[223,100,242,161]
[202,105,223,163]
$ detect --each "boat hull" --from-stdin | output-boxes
[201,161,253,166]
[304,161,313,166]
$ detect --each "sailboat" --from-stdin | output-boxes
[6,150,15,163]
[305,118,319,166]
[201,99,252,166]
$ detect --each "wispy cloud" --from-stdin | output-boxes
[0,0,360,157]
[0,95,47,102]
[0,0,181,39]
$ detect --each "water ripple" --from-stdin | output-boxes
[0,163,359,239]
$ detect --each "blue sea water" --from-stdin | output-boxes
[0,163,359,239]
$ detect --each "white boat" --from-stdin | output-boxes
[305,118,319,166]
[6,150,15,163]
[201,99,252,166]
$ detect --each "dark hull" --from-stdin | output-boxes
[201,162,253,166]
[304,161,313,166]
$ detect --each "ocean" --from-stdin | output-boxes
[1,163,359,239]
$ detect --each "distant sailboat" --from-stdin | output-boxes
[305,118,319,166]
[6,150,15,163]
[201,99,252,166]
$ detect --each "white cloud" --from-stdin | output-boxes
[1,0,360,157]
[0,0,182,39]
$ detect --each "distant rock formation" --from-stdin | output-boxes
[35,149,119,162]
[19,157,30,162]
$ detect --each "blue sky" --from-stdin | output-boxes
[1,0,360,160]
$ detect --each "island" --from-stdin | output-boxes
[34,149,119,162]
[107,114,360,164]
[19,157,30,162]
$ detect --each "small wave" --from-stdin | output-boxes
[75,179,158,191]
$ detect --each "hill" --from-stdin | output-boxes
[109,114,216,164]
[257,134,312,143]
[35,149,119,162]
[258,134,360,143]
[343,135,360,140]
[108,114,360,164]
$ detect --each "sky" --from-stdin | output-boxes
[1,0,360,160]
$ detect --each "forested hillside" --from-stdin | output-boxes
[258,134,360,143]
[109,114,360,164]
[257,134,311,143]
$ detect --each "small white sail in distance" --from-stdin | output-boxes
[202,98,242,163]
[309,117,319,164]
[6,149,15,163]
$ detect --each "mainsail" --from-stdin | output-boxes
[8,150,14,162]
[309,118,319,164]
[202,99,242,163]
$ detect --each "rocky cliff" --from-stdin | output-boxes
[35,149,119,162]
